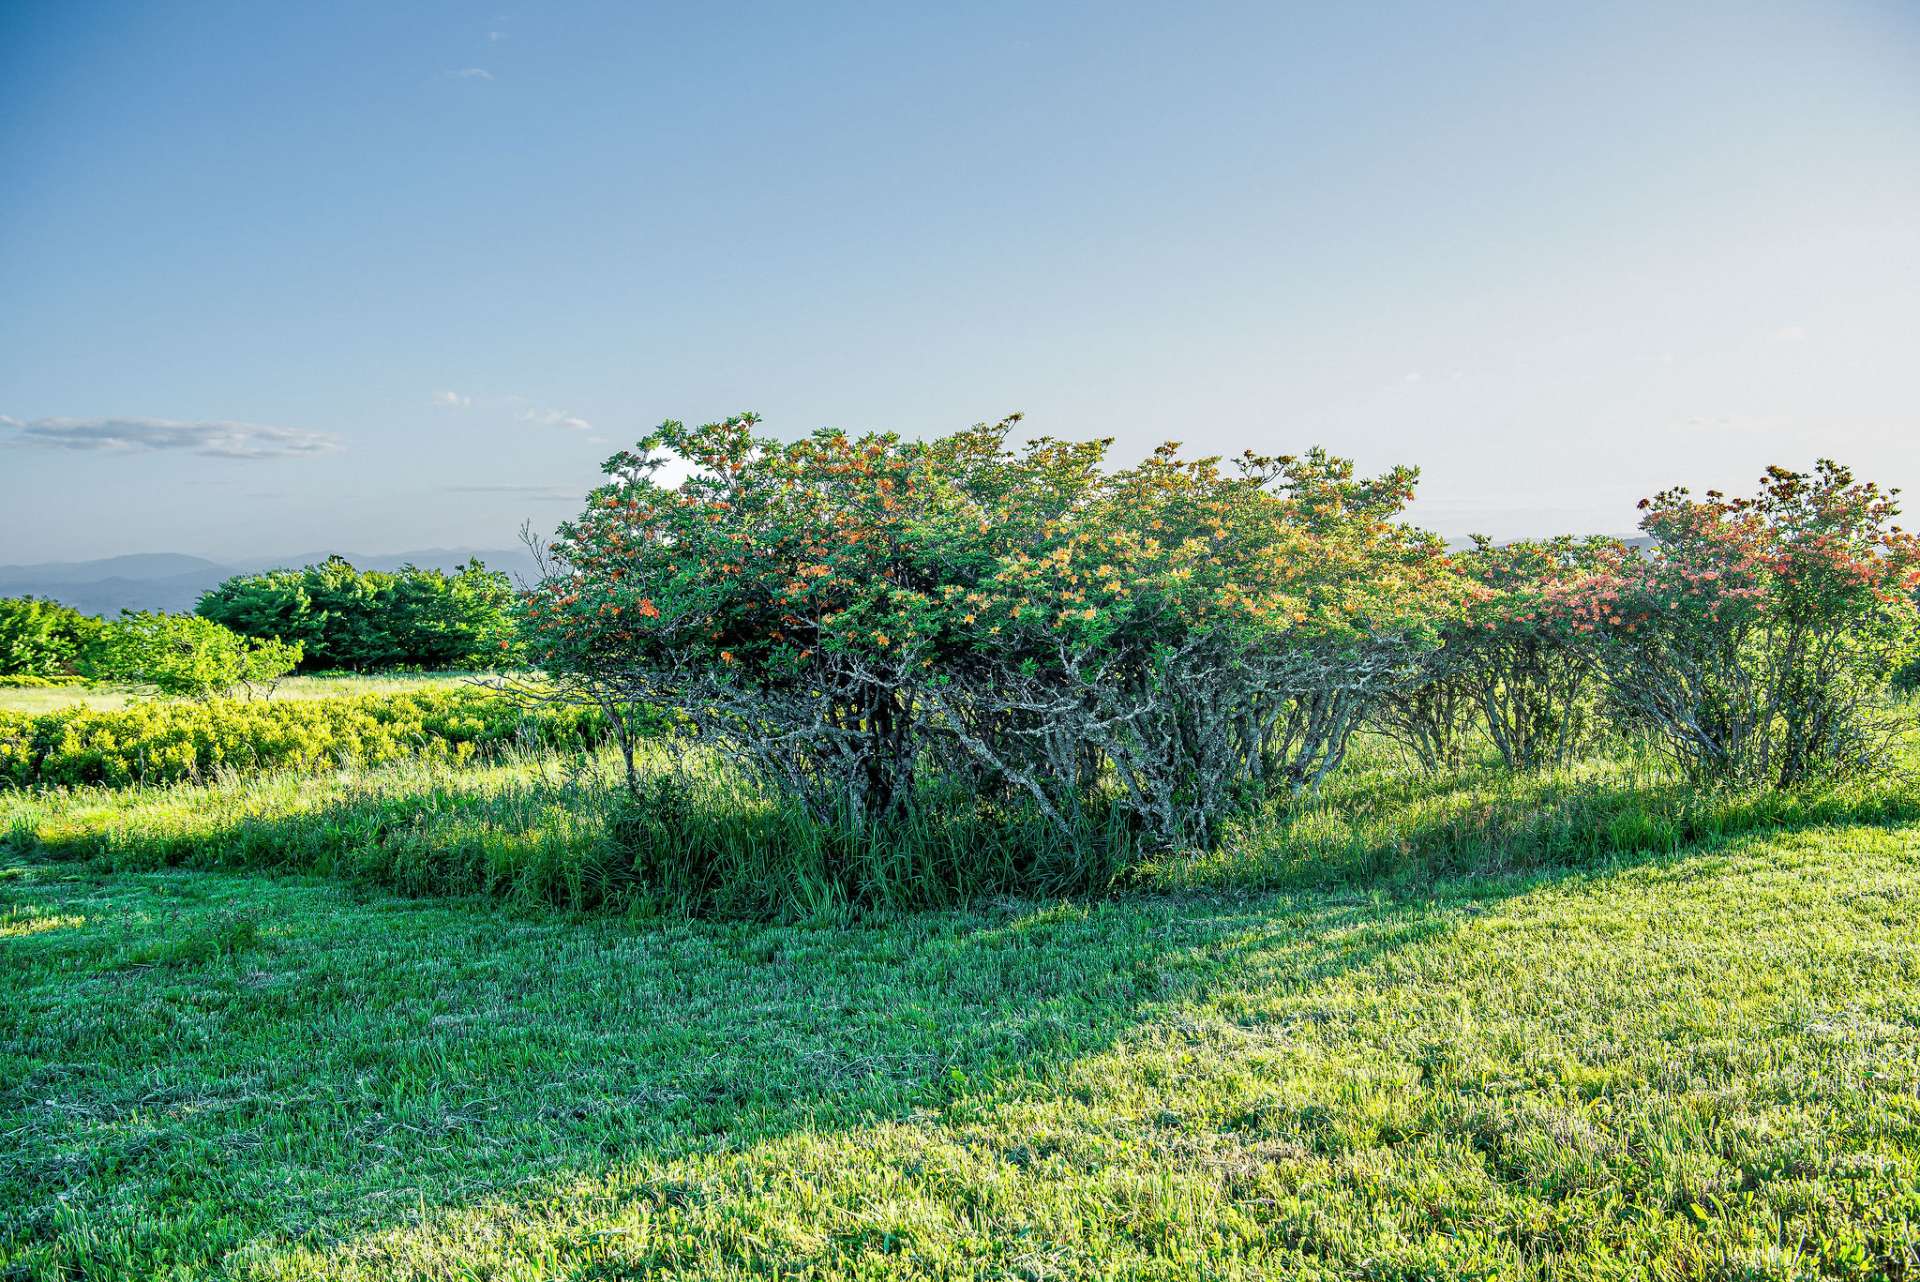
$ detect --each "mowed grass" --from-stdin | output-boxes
[6,823,1920,1278]
[0,671,476,715]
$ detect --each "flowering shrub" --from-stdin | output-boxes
[519,414,1107,824]
[938,444,1460,845]
[522,415,1462,854]
[1378,536,1620,772]
[0,687,608,789]
[1550,462,1920,786]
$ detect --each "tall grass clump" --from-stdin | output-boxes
[607,755,1140,917]
[1178,736,1920,894]
[0,743,1137,918]
[2,748,627,908]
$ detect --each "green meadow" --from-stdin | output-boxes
[5,734,1920,1279]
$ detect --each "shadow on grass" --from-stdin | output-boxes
[3,835,1525,1278]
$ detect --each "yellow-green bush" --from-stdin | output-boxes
[0,687,605,789]
[0,674,89,689]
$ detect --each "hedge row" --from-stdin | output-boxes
[0,687,606,789]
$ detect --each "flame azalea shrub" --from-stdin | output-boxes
[521,413,1107,833]
[938,446,1460,849]
[524,415,1461,876]
[1377,537,1621,773]
[1551,462,1920,787]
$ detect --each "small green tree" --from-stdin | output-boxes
[81,612,302,699]
[0,596,103,677]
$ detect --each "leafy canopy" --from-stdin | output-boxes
[197,557,520,671]
[0,597,102,677]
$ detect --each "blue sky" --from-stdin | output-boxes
[3,0,1917,562]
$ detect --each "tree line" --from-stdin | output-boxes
[0,556,520,695]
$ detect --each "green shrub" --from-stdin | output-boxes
[0,674,89,689]
[0,596,102,677]
[524,415,1462,855]
[1374,536,1620,773]
[197,556,521,670]
[1554,462,1920,787]
[79,612,301,699]
[0,686,608,790]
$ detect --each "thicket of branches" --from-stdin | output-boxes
[520,417,1920,878]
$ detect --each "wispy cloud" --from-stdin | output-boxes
[521,407,593,432]
[446,67,494,80]
[431,390,592,432]
[1,415,340,459]
[446,483,581,500]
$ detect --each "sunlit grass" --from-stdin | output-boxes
[0,670,480,715]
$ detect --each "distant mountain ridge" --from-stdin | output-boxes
[0,547,542,617]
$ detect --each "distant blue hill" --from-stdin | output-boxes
[0,552,233,583]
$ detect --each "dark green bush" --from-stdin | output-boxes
[197,556,520,671]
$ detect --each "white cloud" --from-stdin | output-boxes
[1774,325,1808,343]
[447,67,494,80]
[433,390,472,408]
[521,407,593,432]
[0,415,340,459]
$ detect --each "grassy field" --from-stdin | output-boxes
[5,820,1919,1278]
[0,671,474,715]
[6,725,1920,1278]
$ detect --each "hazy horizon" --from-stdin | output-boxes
[5,1,1918,562]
